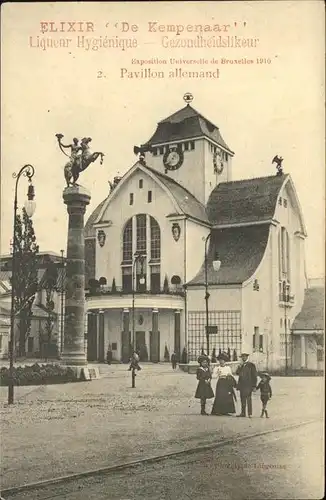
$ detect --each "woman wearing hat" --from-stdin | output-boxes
[211,352,237,416]
[194,356,214,415]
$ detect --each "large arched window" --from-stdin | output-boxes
[123,219,132,262]
[121,215,161,292]
[278,226,291,301]
[150,217,161,260]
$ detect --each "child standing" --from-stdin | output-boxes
[256,372,272,418]
[194,357,214,415]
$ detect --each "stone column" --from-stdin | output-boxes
[98,309,105,362]
[300,334,306,368]
[122,308,130,363]
[174,309,181,359]
[61,185,90,366]
[151,308,159,362]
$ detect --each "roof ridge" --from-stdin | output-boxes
[159,104,217,129]
[217,173,289,187]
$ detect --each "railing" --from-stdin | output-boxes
[86,286,185,298]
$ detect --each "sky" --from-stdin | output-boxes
[1,1,325,278]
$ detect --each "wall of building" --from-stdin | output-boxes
[94,168,212,293]
[241,227,274,371]
[185,220,210,283]
[146,139,206,204]
[203,140,231,204]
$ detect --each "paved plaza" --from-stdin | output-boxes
[0,363,324,491]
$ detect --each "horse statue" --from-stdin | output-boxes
[56,134,104,187]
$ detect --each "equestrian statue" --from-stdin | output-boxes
[56,134,104,187]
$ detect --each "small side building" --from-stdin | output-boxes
[291,286,324,372]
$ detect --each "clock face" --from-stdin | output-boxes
[163,148,184,171]
[213,150,224,175]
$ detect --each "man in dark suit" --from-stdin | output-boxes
[236,352,257,417]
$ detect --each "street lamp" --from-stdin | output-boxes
[204,233,221,356]
[8,164,36,405]
[282,281,294,376]
[132,253,146,351]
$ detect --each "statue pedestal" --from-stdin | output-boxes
[61,185,90,367]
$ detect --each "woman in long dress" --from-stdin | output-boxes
[211,352,237,416]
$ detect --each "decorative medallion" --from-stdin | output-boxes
[172,223,181,242]
[97,230,106,247]
[163,146,184,171]
[213,150,224,175]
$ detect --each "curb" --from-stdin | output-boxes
[1,418,321,498]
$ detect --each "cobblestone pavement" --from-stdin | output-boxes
[0,363,324,490]
[4,421,324,500]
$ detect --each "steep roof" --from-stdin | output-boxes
[143,104,232,152]
[144,165,209,223]
[85,197,108,238]
[187,224,270,286]
[292,287,325,331]
[207,174,287,225]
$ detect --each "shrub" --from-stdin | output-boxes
[0,363,81,386]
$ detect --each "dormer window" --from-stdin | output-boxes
[184,142,189,151]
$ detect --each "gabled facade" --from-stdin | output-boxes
[85,97,308,369]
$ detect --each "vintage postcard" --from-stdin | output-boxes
[0,1,325,499]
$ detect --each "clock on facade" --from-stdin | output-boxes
[163,148,184,171]
[213,150,224,175]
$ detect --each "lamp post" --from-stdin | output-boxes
[282,281,294,376]
[204,233,221,357]
[8,164,36,405]
[132,253,146,352]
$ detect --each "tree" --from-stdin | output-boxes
[12,208,39,357]
[43,262,58,360]
[163,275,169,293]
[111,277,117,293]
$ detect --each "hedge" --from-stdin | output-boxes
[0,363,81,386]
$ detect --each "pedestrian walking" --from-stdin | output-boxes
[235,352,257,418]
[211,352,237,416]
[106,345,113,365]
[256,372,272,418]
[128,351,142,371]
[171,351,177,370]
[194,356,214,415]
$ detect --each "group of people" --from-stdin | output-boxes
[195,351,272,418]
